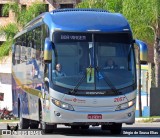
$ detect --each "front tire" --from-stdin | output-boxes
[30,120,39,129]
[101,123,122,135]
[39,102,56,133]
[110,123,122,135]
[19,108,29,129]
[41,122,57,134]
[71,125,80,129]
[81,125,89,129]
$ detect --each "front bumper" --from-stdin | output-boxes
[48,104,135,125]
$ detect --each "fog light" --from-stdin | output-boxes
[56,112,61,116]
[54,111,61,117]
[128,113,131,117]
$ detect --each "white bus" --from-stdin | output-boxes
[12,9,148,134]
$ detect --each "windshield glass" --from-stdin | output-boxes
[52,32,135,91]
[95,42,135,90]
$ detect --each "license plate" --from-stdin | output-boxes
[87,114,102,119]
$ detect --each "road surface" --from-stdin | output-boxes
[0,122,160,137]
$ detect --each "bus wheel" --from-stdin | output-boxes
[110,123,122,135]
[41,122,57,134]
[30,120,39,129]
[71,126,80,129]
[19,112,29,129]
[101,125,108,130]
[81,125,89,129]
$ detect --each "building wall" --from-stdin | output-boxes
[0,81,12,110]
[0,56,12,110]
[0,0,81,41]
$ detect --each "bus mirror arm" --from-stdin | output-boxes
[133,39,136,43]
[44,77,49,93]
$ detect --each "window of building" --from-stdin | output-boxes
[0,4,9,17]
[39,4,49,14]
[0,93,4,101]
[21,5,26,11]
[0,41,4,46]
[60,4,74,9]
[45,4,49,12]
[0,73,11,85]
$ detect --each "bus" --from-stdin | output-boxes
[12,9,148,134]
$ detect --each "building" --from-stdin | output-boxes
[0,0,81,110]
[0,0,81,43]
[0,56,12,110]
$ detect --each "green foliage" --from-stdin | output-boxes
[18,2,47,27]
[77,0,123,12]
[2,4,9,17]
[0,1,46,59]
[2,1,46,28]
[0,39,13,59]
[77,0,107,9]
[122,0,156,43]
[0,23,18,40]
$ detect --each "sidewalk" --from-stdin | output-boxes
[1,118,160,124]
[0,120,19,124]
[135,117,160,123]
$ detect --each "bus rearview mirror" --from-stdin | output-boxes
[135,39,148,64]
[44,38,52,63]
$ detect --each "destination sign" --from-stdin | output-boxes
[53,32,92,43]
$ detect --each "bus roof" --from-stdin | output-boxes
[45,9,131,33]
[15,9,132,38]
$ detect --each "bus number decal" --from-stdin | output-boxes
[114,97,125,102]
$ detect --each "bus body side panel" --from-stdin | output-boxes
[12,23,46,121]
[27,92,39,121]
[12,74,18,117]
[12,73,40,121]
[12,73,30,119]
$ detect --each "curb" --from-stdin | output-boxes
[135,118,160,123]
[0,121,19,124]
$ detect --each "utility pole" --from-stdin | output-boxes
[138,48,142,117]
[146,71,149,106]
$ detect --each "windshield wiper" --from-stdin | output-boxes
[69,65,92,95]
[69,66,121,95]
[95,67,120,95]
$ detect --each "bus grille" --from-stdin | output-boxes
[74,106,115,112]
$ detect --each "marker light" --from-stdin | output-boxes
[116,99,136,111]
[52,99,74,111]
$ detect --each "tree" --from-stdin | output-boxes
[78,0,160,87]
[0,23,18,59]
[122,0,160,87]
[0,1,46,59]
[77,0,123,12]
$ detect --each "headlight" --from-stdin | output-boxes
[116,99,135,111]
[52,99,74,111]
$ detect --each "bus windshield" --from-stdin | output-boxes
[52,32,136,92]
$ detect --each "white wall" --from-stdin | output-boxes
[0,56,12,110]
[0,84,12,110]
